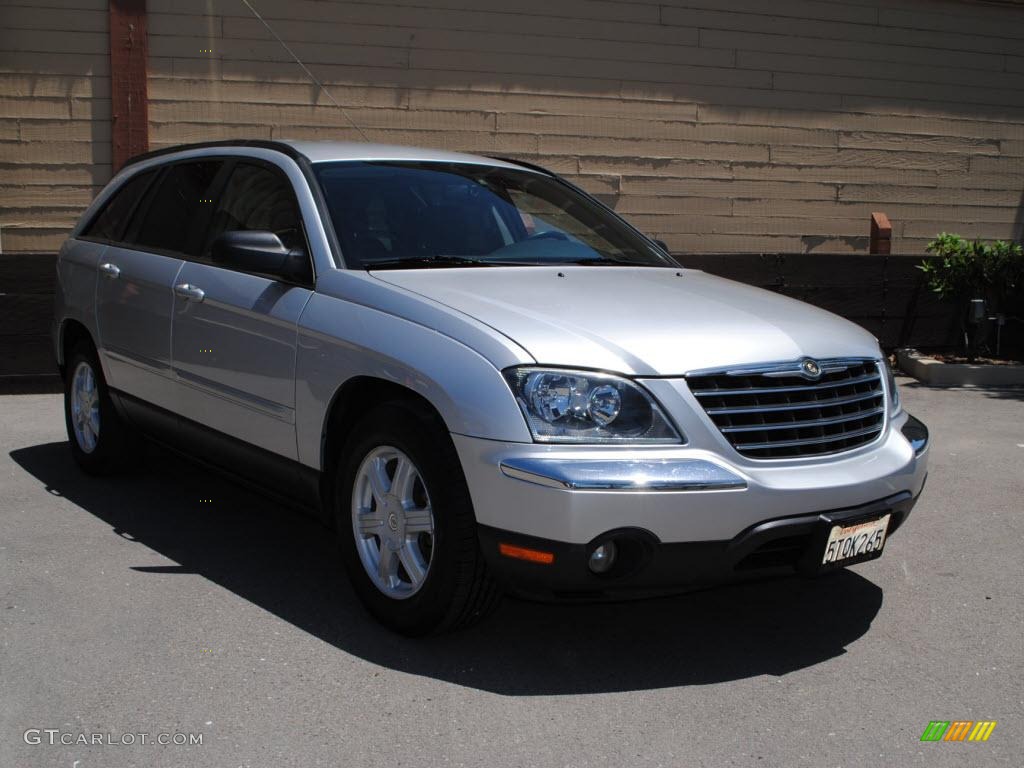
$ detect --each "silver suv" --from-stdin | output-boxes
[53,140,929,634]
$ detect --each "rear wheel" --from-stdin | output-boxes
[335,402,499,635]
[63,340,142,474]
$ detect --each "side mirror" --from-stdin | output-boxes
[652,238,671,254]
[211,230,307,281]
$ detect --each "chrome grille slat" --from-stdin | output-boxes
[734,424,884,452]
[685,358,885,460]
[706,389,883,415]
[719,406,885,433]
[690,372,880,397]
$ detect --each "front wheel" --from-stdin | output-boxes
[335,402,499,635]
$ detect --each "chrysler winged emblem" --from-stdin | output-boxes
[801,359,822,378]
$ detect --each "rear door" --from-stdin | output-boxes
[170,159,314,459]
[93,161,224,409]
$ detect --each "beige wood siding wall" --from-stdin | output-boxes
[0,0,111,254]
[4,0,1024,254]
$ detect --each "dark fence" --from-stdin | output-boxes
[1,253,59,393]
[681,252,962,351]
[0,250,991,394]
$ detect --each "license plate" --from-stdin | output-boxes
[822,514,891,566]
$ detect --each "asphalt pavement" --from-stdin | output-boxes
[1,380,1022,767]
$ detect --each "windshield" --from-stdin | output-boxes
[313,161,675,270]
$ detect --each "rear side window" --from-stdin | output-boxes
[132,161,222,254]
[83,170,157,242]
[201,162,305,257]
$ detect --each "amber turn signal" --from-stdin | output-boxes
[498,542,555,565]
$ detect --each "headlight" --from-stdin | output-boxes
[881,356,901,415]
[504,367,682,444]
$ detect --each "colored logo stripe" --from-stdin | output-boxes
[969,722,997,742]
[944,721,973,741]
[920,721,996,742]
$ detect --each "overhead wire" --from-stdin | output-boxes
[239,0,370,142]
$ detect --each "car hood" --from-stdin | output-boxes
[370,266,880,376]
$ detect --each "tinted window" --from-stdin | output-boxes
[133,161,222,254]
[202,163,304,257]
[83,170,156,242]
[314,161,673,270]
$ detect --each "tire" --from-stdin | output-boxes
[63,340,143,475]
[335,401,500,635]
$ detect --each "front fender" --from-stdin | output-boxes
[295,290,534,470]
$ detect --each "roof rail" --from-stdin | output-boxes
[123,139,306,168]
[487,156,556,176]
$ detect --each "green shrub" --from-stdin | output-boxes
[920,233,1023,302]
[919,233,1024,359]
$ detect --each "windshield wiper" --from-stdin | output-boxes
[365,254,643,270]
[365,255,501,269]
[544,258,637,266]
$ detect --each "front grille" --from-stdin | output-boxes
[685,358,885,460]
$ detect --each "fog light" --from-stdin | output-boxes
[588,541,617,574]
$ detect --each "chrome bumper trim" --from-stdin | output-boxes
[498,457,747,492]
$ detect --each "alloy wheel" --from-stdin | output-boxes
[70,360,101,454]
[351,446,435,599]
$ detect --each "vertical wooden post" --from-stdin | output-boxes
[870,212,892,255]
[109,0,149,173]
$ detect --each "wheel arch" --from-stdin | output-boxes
[318,376,452,515]
[57,318,94,374]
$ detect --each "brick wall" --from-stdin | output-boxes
[2,0,1024,256]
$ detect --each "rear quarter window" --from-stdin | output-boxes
[82,170,158,243]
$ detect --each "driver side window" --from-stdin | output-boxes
[202,162,306,260]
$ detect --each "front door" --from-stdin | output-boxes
[170,160,314,459]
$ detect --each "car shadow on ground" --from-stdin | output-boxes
[12,441,884,696]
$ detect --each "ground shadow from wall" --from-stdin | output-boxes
[900,379,1024,402]
[11,441,885,696]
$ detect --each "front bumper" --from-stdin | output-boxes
[455,411,929,596]
[478,489,920,599]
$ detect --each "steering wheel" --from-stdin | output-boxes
[523,230,569,242]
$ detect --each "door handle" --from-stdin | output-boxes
[99,262,120,278]
[174,283,205,302]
